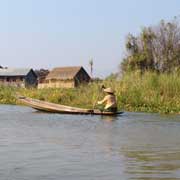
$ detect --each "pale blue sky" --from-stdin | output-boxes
[0,0,180,77]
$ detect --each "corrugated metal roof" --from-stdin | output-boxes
[46,66,83,80]
[0,68,31,76]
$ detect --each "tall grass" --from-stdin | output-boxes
[108,71,180,113]
[0,71,179,114]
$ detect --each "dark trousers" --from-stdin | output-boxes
[104,107,117,112]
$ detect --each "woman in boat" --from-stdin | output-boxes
[97,87,117,112]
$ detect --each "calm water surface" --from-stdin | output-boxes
[0,105,180,180]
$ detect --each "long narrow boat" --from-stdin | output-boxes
[17,96,123,116]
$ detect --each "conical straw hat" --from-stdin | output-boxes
[103,87,115,94]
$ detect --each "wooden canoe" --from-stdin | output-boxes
[17,96,123,116]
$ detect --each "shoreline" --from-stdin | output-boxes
[0,103,180,115]
[0,72,179,114]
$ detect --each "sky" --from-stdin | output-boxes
[0,0,180,77]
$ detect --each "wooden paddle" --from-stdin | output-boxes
[92,84,105,110]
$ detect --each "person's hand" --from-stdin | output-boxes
[101,85,105,89]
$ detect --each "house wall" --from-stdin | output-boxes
[38,80,75,89]
[0,76,25,87]
[37,67,90,89]
[0,70,37,88]
[74,68,91,86]
[25,70,38,88]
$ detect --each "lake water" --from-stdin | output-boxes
[0,105,180,180]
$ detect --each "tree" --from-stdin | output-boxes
[121,17,180,73]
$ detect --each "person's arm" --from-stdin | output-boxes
[98,96,108,105]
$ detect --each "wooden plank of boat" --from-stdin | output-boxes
[17,96,123,115]
[18,96,92,113]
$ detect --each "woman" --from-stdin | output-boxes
[97,87,117,112]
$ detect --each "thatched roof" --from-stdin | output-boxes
[0,68,33,76]
[46,66,87,80]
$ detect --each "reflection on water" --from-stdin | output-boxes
[100,115,119,122]
[122,149,180,179]
[0,105,180,180]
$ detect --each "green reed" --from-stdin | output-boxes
[0,71,179,114]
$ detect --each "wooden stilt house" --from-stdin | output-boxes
[38,66,91,89]
[0,68,38,88]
